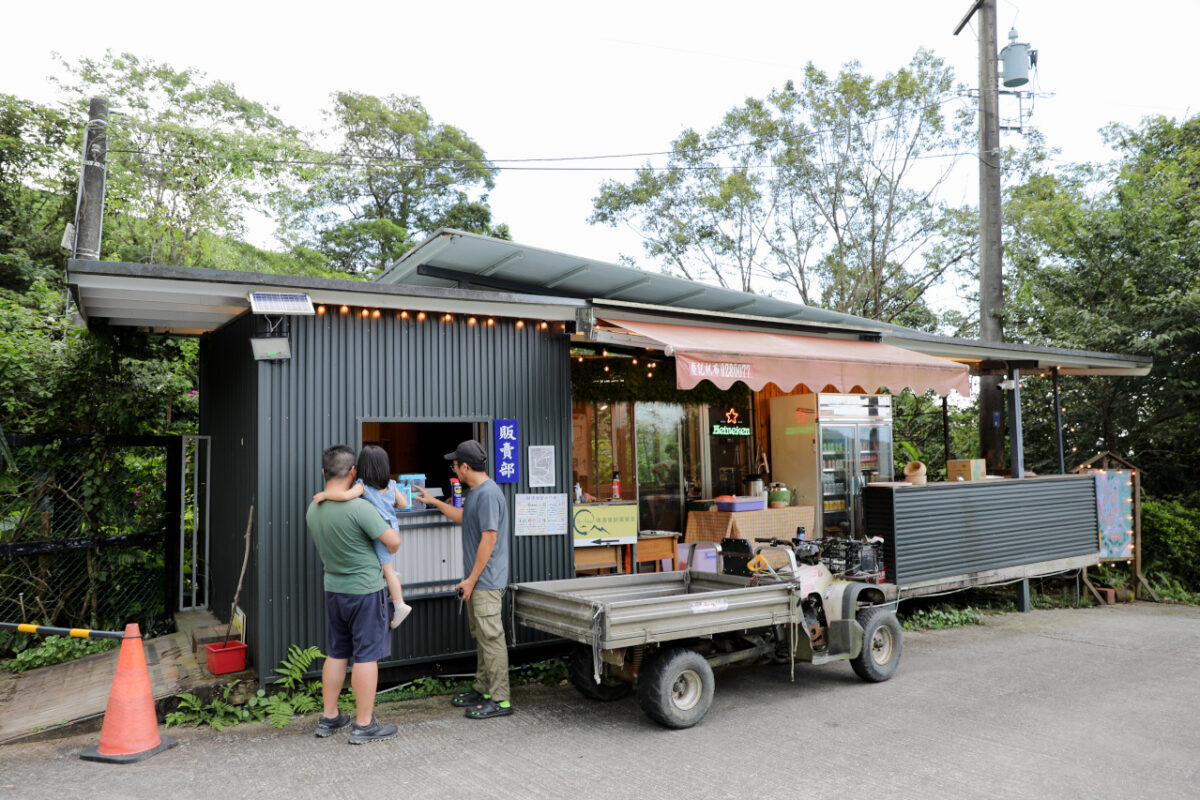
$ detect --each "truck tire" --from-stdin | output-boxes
[568,646,632,701]
[850,606,902,682]
[637,648,714,729]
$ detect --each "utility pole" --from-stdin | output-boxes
[955,0,1006,474]
[73,97,109,261]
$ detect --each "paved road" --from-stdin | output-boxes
[4,602,1198,800]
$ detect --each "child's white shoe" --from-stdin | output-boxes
[391,602,412,629]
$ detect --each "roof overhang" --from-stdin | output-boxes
[66,259,586,335]
[879,331,1153,377]
[601,316,972,397]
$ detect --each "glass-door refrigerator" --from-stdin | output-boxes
[769,393,893,539]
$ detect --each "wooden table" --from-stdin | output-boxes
[683,506,815,546]
[574,544,624,575]
[634,534,679,572]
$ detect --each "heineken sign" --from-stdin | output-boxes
[711,407,751,437]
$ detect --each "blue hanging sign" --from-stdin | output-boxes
[494,419,520,484]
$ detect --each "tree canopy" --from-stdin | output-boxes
[277,92,508,274]
[590,49,974,330]
[1003,114,1200,499]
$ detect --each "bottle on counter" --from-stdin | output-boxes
[574,482,583,503]
[612,471,621,500]
[450,477,463,508]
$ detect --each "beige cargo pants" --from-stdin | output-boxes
[466,588,510,703]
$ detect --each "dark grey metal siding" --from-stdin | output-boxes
[248,311,573,676]
[864,475,1099,585]
[198,314,259,651]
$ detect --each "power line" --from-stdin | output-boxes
[103,92,973,173]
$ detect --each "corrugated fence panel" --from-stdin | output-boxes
[240,312,574,676]
[864,475,1099,585]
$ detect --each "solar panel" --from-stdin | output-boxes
[248,292,315,315]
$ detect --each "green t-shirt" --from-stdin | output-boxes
[306,498,390,594]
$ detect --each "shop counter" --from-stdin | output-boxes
[684,506,816,546]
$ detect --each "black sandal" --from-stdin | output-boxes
[451,690,487,707]
[465,698,513,719]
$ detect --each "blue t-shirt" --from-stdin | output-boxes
[461,479,509,590]
[357,479,399,565]
[358,479,399,529]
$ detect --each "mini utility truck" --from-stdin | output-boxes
[511,537,902,729]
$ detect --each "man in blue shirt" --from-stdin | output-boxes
[416,439,511,719]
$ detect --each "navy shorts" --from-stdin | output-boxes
[324,588,390,663]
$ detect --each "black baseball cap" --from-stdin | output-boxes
[444,440,487,470]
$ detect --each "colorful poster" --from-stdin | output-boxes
[514,493,568,537]
[494,419,519,484]
[1094,469,1134,560]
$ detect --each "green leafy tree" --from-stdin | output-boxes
[56,51,306,269]
[591,49,973,328]
[279,92,507,274]
[0,94,75,296]
[1003,115,1200,497]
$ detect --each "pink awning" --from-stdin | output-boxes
[601,317,970,397]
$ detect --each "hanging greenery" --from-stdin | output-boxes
[570,356,750,406]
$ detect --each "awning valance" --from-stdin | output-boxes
[601,317,971,397]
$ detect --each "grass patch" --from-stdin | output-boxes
[899,605,985,631]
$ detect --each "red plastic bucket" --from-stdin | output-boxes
[205,640,247,675]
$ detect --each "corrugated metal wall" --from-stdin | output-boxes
[244,311,573,676]
[198,314,259,644]
[864,475,1099,585]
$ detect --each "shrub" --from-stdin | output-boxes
[1141,498,1200,592]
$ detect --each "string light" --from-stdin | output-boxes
[400,310,409,319]
[417,311,426,321]
[515,320,525,329]
[632,358,638,366]
[468,316,477,326]
[603,365,610,372]
[539,321,548,330]
[602,349,608,357]
[487,318,495,326]
[578,356,584,362]
[371,309,380,318]
[317,305,326,315]
[443,313,453,322]
[361,308,369,317]
[340,305,349,314]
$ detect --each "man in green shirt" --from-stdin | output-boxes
[307,445,401,744]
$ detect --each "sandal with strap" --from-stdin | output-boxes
[465,698,513,719]
[451,690,488,707]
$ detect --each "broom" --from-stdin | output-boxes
[221,503,254,648]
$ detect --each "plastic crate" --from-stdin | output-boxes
[205,640,247,675]
[715,496,766,512]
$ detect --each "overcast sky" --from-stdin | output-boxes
[5,0,1196,304]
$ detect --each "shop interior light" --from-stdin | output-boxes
[632,358,638,365]
[603,365,609,372]
[578,356,584,362]
[602,349,608,357]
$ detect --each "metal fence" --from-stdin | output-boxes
[0,434,180,650]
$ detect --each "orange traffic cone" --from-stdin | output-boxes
[80,623,178,763]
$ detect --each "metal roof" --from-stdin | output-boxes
[376,229,1152,378]
[67,259,586,335]
[376,228,884,329]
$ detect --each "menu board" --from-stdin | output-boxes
[514,493,569,537]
